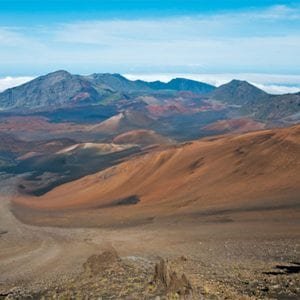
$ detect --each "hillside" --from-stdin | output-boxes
[0,70,111,111]
[113,129,173,146]
[210,80,268,105]
[202,117,266,134]
[14,124,300,227]
[91,110,155,134]
[87,73,152,93]
[10,142,141,196]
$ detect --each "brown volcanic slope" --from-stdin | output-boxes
[113,129,173,146]
[202,117,266,134]
[91,110,154,134]
[13,125,300,227]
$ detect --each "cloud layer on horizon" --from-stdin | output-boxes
[0,76,35,92]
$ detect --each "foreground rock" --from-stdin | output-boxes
[83,248,123,275]
[152,258,193,298]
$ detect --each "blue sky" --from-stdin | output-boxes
[1,1,295,19]
[0,0,300,93]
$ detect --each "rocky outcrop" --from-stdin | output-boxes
[153,258,193,298]
[83,249,122,275]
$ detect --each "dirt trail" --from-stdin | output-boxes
[0,176,103,289]
[0,176,161,294]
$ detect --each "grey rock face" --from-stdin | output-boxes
[0,70,110,111]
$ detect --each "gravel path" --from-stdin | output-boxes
[0,176,101,291]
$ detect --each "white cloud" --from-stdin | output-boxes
[258,5,300,20]
[52,5,300,45]
[0,76,35,92]
[0,28,27,45]
[0,4,299,74]
[250,83,300,94]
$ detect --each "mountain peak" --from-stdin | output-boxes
[223,79,265,92]
[227,79,259,88]
[34,70,74,85]
[0,69,104,111]
[44,70,72,78]
[229,79,246,85]
[91,73,126,79]
[210,79,267,105]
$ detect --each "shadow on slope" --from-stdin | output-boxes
[11,145,141,196]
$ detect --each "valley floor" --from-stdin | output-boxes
[0,176,299,299]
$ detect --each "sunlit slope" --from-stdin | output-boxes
[14,125,300,225]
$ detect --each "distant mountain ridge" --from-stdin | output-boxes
[0,70,215,111]
[212,80,300,120]
[0,70,299,124]
[147,77,215,94]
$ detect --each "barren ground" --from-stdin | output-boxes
[0,175,299,299]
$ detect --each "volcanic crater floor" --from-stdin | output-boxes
[0,176,299,299]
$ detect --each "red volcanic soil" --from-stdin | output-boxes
[203,117,266,134]
[0,116,75,133]
[146,98,226,117]
[147,103,188,116]
[0,116,95,139]
[13,125,300,227]
[113,129,173,146]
